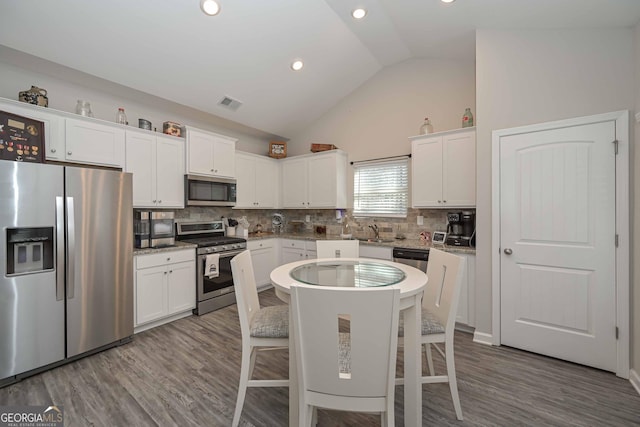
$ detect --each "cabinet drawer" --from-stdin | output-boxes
[136,249,195,269]
[281,239,306,250]
[248,239,275,250]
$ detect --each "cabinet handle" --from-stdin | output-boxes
[169,270,173,273]
[51,148,56,153]
[153,200,157,203]
[443,200,447,203]
[164,271,168,275]
[167,257,171,261]
[504,248,513,255]
[211,168,214,172]
[438,200,442,203]
[67,151,72,156]
[158,200,162,204]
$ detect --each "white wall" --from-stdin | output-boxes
[0,46,273,154]
[475,29,636,352]
[288,58,475,158]
[287,58,476,206]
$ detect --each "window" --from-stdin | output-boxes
[353,158,408,218]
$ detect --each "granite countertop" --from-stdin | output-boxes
[133,240,197,256]
[246,232,476,255]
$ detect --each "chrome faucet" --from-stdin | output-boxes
[369,224,379,240]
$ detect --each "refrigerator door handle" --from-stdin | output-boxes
[55,196,65,301]
[66,196,75,300]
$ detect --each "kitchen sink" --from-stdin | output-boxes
[356,238,395,243]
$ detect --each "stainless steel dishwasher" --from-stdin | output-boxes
[392,247,429,272]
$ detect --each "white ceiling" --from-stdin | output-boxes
[1,0,640,139]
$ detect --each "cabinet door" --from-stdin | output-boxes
[125,131,156,207]
[281,158,308,208]
[156,136,185,208]
[187,129,215,175]
[135,266,167,325]
[235,154,256,208]
[212,138,236,178]
[249,240,276,287]
[308,154,336,208]
[167,261,196,315]
[65,118,125,167]
[281,247,306,264]
[442,131,476,207]
[254,158,277,208]
[411,136,443,207]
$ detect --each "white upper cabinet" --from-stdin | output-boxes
[281,150,347,209]
[411,128,475,208]
[186,127,237,178]
[125,130,184,208]
[235,151,279,209]
[0,98,65,162]
[65,118,125,168]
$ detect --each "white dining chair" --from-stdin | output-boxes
[397,248,466,420]
[316,239,359,258]
[230,250,289,427]
[290,283,401,427]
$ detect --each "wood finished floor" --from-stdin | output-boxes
[1,288,639,426]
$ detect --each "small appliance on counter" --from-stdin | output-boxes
[134,211,150,248]
[134,211,175,248]
[445,211,475,247]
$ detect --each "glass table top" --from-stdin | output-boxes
[289,260,406,288]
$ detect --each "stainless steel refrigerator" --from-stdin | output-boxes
[0,161,133,383]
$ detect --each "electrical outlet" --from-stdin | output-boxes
[417,215,424,225]
[305,215,310,222]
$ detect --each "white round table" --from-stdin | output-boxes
[270,257,428,427]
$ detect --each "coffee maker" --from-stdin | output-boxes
[446,211,476,247]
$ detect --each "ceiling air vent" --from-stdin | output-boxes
[218,96,242,111]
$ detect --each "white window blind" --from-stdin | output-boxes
[353,158,408,218]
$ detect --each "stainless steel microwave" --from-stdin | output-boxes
[185,175,236,207]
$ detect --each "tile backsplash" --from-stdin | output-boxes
[173,207,474,242]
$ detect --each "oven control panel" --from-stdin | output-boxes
[197,242,247,255]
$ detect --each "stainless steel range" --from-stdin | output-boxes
[175,220,246,315]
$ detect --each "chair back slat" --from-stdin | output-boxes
[291,284,400,398]
[230,250,261,336]
[316,240,360,258]
[423,248,466,332]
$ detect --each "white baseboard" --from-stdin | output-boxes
[630,369,640,396]
[134,310,193,334]
[473,331,493,346]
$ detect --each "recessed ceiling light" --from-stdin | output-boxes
[441,0,455,3]
[291,60,304,71]
[200,0,221,16]
[352,8,367,19]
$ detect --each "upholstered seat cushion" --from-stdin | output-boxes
[249,305,289,338]
[338,332,351,374]
[397,308,445,337]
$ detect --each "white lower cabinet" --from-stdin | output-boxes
[280,239,316,264]
[134,248,196,332]
[455,253,476,327]
[359,245,392,260]
[248,239,277,289]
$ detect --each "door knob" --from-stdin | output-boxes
[504,248,513,255]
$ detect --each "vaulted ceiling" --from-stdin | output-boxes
[1,0,639,139]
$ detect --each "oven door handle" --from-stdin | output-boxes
[218,249,246,258]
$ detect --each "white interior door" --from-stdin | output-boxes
[500,120,617,372]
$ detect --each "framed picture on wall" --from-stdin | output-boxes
[269,141,287,159]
